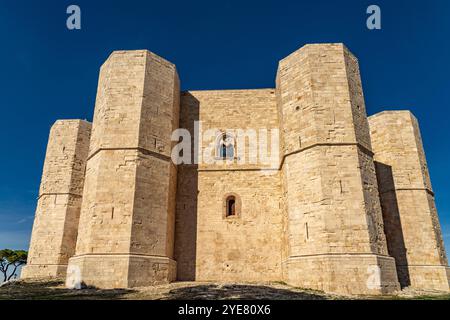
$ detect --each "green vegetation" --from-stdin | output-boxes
[0,249,28,282]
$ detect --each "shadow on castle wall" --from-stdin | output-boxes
[375,161,410,288]
[174,92,200,281]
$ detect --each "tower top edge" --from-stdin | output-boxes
[102,49,177,69]
[368,110,416,120]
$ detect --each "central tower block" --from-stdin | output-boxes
[67,50,180,288]
[276,44,399,294]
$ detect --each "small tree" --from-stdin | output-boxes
[0,249,28,282]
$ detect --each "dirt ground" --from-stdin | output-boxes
[1,279,449,300]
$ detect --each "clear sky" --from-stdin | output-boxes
[0,0,449,258]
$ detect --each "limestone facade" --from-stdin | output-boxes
[23,43,450,294]
[22,120,91,278]
[369,111,450,291]
[276,44,398,294]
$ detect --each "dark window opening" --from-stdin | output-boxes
[221,143,227,158]
[226,196,236,217]
[217,133,234,159]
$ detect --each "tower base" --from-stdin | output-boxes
[66,254,176,289]
[283,254,400,295]
[21,264,67,279]
[397,265,450,291]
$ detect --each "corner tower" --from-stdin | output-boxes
[369,111,450,291]
[22,120,91,279]
[67,50,180,288]
[277,43,399,294]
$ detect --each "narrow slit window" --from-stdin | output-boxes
[305,222,309,240]
[226,196,236,217]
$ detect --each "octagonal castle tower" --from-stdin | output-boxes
[23,43,450,294]
[276,44,399,294]
[68,50,179,288]
[369,111,450,291]
[22,120,91,278]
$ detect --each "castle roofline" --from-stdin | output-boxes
[278,42,351,64]
[182,88,275,94]
[102,49,177,69]
[52,119,92,126]
[369,110,417,121]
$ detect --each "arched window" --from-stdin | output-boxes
[216,132,235,160]
[226,196,236,217]
[223,193,241,219]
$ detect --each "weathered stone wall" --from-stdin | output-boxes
[67,50,179,288]
[175,89,283,282]
[22,120,91,279]
[276,43,399,294]
[369,111,450,291]
[194,170,282,282]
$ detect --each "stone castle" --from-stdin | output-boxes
[22,43,450,295]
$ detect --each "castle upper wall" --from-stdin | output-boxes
[182,89,280,170]
[89,50,178,158]
[39,120,92,196]
[276,44,372,156]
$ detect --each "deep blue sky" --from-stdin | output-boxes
[0,0,449,257]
